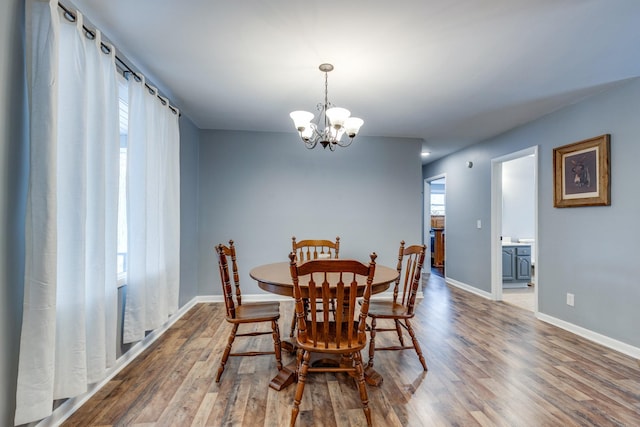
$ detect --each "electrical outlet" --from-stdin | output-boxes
[566,293,575,306]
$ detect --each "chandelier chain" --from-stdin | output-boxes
[323,70,329,128]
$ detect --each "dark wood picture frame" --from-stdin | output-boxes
[553,134,610,207]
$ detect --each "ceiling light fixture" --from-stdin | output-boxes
[290,63,364,150]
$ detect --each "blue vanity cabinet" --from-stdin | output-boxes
[515,246,531,281]
[502,244,531,287]
[502,246,515,281]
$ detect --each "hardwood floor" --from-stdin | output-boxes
[63,274,640,426]
[430,265,444,278]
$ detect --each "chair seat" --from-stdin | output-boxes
[368,300,413,319]
[296,321,366,353]
[228,302,280,323]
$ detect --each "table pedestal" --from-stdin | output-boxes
[268,364,298,391]
[268,346,384,390]
[363,365,384,386]
[269,338,297,391]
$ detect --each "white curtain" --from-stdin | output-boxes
[123,75,181,344]
[16,0,119,425]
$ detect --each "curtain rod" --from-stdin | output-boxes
[57,1,180,116]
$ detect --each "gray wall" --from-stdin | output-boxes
[1,0,27,425]
[424,78,640,349]
[424,143,494,291]
[198,130,423,296]
[178,115,200,305]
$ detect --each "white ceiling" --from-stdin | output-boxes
[67,0,640,163]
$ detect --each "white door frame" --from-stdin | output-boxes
[490,146,538,310]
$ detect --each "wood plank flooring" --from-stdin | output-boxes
[62,274,640,426]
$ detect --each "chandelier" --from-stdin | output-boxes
[290,63,364,150]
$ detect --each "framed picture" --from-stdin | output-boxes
[553,134,610,207]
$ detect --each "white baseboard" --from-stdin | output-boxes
[445,277,493,300]
[36,292,301,426]
[38,295,204,427]
[251,287,639,359]
[536,312,640,360]
[199,292,640,364]
[445,278,640,360]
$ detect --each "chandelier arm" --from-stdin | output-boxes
[334,137,354,148]
[304,138,318,149]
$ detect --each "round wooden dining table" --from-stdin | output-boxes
[250,260,399,391]
[250,261,399,298]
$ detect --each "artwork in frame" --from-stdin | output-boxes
[553,134,610,208]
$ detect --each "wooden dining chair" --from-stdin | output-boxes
[215,240,283,382]
[366,241,428,371]
[291,235,340,261]
[289,236,341,337]
[288,252,377,427]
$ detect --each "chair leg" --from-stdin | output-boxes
[367,317,377,368]
[271,320,283,371]
[295,348,304,379]
[289,311,297,338]
[290,350,310,427]
[394,319,405,347]
[353,351,372,427]
[216,323,238,382]
[405,319,428,371]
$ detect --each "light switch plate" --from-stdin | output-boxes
[566,293,575,306]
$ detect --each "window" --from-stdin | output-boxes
[117,74,128,280]
[430,193,445,215]
[429,178,446,215]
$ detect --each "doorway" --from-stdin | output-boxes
[490,147,538,312]
[425,175,446,277]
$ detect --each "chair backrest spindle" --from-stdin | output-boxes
[216,240,243,318]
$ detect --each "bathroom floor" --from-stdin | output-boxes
[503,284,535,311]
